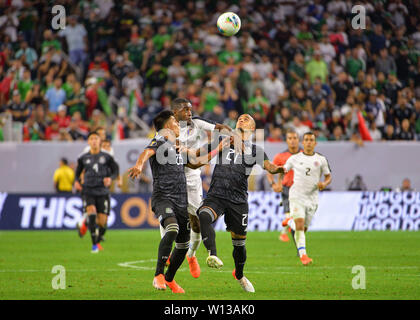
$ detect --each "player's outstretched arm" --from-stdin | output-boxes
[186,136,230,169]
[263,160,285,175]
[318,174,332,191]
[128,148,156,179]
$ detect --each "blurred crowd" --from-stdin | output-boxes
[1,0,420,143]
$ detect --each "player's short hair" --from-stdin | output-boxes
[171,98,191,111]
[303,131,316,139]
[61,158,68,165]
[153,110,175,131]
[87,131,100,139]
[102,139,111,145]
[285,128,298,136]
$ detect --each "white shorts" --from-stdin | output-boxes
[186,174,203,217]
[289,199,318,229]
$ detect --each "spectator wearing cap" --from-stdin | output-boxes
[7,89,30,122]
[53,105,71,129]
[53,158,75,193]
[45,78,66,114]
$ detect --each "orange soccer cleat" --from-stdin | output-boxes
[300,254,313,266]
[279,233,290,242]
[153,274,166,290]
[165,280,185,293]
[77,219,88,238]
[282,217,291,227]
[186,255,201,278]
[96,243,103,251]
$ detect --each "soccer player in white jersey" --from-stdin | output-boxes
[281,132,332,265]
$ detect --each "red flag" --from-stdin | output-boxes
[357,111,372,141]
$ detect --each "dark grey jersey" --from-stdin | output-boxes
[75,151,119,196]
[208,142,268,204]
[146,135,188,209]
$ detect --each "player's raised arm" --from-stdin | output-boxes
[186,136,230,169]
[128,148,156,179]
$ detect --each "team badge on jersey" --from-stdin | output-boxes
[314,161,320,167]
[99,156,106,164]
[86,159,91,164]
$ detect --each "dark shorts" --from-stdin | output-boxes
[82,194,110,215]
[282,186,290,214]
[152,199,190,243]
[200,196,248,236]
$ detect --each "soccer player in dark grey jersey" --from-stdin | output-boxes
[128,110,229,294]
[74,131,119,253]
[198,114,283,293]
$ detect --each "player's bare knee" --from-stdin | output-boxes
[294,218,305,230]
[86,206,96,214]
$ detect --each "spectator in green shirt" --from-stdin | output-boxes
[41,30,62,55]
[17,69,33,101]
[185,53,204,83]
[152,25,171,51]
[218,40,242,65]
[199,80,221,114]
[305,50,328,84]
[288,52,306,85]
[346,48,365,79]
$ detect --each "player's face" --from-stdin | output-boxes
[302,134,317,153]
[101,141,111,151]
[236,114,255,131]
[88,134,101,150]
[286,133,299,150]
[164,116,180,138]
[176,103,193,125]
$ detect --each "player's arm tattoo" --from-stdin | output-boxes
[263,160,285,174]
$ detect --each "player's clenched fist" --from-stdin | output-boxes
[317,182,327,191]
[103,177,112,187]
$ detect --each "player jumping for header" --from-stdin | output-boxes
[197,114,283,293]
[128,110,230,293]
[281,132,332,265]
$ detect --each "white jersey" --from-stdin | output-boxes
[284,152,331,206]
[179,117,216,179]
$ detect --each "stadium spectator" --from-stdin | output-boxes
[395,178,414,192]
[45,78,66,114]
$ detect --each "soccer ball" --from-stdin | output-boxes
[217,12,241,37]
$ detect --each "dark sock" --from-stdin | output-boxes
[199,210,217,256]
[232,239,247,280]
[88,214,97,245]
[155,230,177,276]
[98,226,106,242]
[165,246,188,282]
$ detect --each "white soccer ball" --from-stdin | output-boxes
[217,12,241,37]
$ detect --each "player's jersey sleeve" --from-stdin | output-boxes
[145,137,163,152]
[192,117,216,131]
[321,156,331,175]
[284,155,296,172]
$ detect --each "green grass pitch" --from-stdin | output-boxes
[0,230,419,300]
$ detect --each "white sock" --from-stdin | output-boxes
[187,230,201,258]
[294,230,306,257]
[281,225,288,234]
[288,219,296,231]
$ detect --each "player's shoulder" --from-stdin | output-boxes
[192,116,217,127]
[147,133,165,148]
[315,152,329,161]
[77,150,90,160]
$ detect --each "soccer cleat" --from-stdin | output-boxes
[91,244,99,253]
[77,219,87,238]
[282,217,291,227]
[279,233,290,242]
[300,254,313,266]
[232,269,255,293]
[96,243,103,251]
[153,274,166,290]
[165,280,185,293]
[186,255,201,278]
[206,255,223,269]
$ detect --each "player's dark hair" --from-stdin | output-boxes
[303,131,316,139]
[171,98,190,111]
[87,131,100,139]
[153,110,175,131]
[61,158,68,165]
